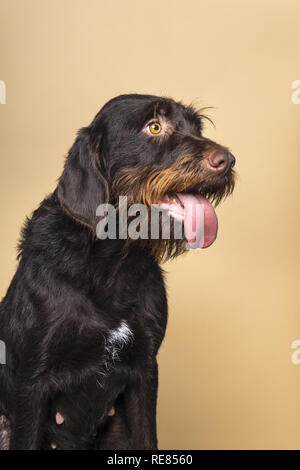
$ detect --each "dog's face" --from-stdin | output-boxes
[58,94,236,260]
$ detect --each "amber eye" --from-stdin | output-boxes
[148,121,162,134]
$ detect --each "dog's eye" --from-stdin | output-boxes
[147,121,162,135]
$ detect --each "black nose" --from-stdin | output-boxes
[207,151,235,173]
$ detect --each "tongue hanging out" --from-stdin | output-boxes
[157,193,218,249]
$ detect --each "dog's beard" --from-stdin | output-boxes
[192,171,236,206]
[136,214,187,263]
[112,153,235,262]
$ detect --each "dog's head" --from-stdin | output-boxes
[58,94,236,260]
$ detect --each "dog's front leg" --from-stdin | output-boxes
[126,360,159,450]
[10,382,48,450]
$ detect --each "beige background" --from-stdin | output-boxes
[1,0,300,449]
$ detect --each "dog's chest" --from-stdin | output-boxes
[103,320,133,370]
[101,313,161,375]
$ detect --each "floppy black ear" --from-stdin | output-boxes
[57,127,109,231]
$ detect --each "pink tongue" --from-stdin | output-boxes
[176,193,218,249]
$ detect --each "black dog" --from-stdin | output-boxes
[0,94,235,449]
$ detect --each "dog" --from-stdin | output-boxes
[0,94,235,449]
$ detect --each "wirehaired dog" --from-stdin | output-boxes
[0,94,235,449]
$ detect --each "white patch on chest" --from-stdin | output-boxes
[104,320,133,367]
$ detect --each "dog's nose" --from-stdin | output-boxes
[207,151,235,173]
[228,153,236,168]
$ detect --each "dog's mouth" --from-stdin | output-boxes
[156,193,218,249]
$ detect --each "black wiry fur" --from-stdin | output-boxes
[0,94,235,449]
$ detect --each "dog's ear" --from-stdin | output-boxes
[57,128,109,231]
